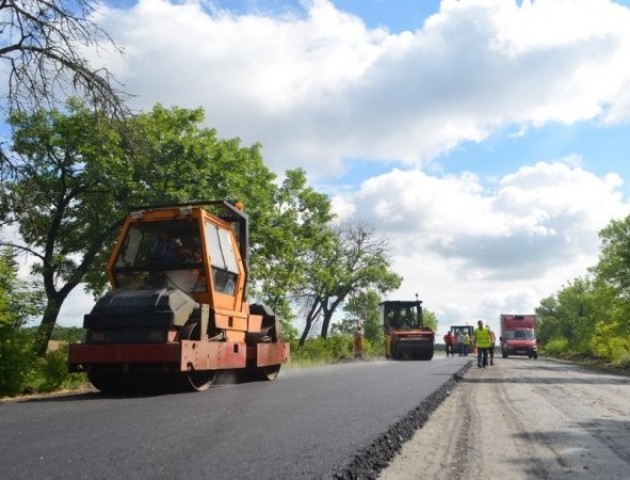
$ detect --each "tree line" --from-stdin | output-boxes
[536,217,630,366]
[0,101,404,356]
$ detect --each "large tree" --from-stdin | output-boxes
[1,100,127,355]
[0,0,126,115]
[251,168,334,322]
[296,222,402,346]
[0,101,284,355]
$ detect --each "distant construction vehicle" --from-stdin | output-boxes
[380,299,435,360]
[450,324,474,355]
[68,201,289,393]
[500,314,538,359]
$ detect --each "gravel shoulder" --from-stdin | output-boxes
[379,356,630,480]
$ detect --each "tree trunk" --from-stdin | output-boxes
[34,295,65,356]
[320,297,345,339]
[35,270,78,356]
[299,299,323,347]
[298,317,313,347]
[320,311,334,339]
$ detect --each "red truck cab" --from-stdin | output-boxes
[500,314,538,359]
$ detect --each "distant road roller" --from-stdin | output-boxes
[68,201,289,393]
[381,299,435,360]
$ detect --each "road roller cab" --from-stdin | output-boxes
[380,299,435,360]
[68,201,289,393]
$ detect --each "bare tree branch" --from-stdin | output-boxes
[0,0,128,117]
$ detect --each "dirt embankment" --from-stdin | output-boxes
[379,357,630,480]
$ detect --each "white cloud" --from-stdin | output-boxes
[36,0,630,333]
[88,0,630,176]
[332,159,630,335]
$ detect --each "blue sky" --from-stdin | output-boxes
[210,0,443,32]
[36,0,630,334]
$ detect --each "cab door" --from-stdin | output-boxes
[205,221,244,313]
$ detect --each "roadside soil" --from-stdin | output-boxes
[379,356,630,480]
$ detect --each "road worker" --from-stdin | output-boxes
[353,326,364,359]
[473,320,492,368]
[443,331,455,357]
[462,332,471,356]
[486,324,496,366]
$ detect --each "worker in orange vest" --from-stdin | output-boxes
[353,326,364,359]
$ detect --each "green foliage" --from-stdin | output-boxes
[590,321,630,364]
[51,326,85,343]
[279,318,299,342]
[290,330,385,365]
[338,290,383,342]
[3,100,132,355]
[422,308,439,332]
[361,335,385,357]
[33,345,87,392]
[0,327,38,396]
[0,249,44,396]
[297,222,403,343]
[536,214,630,368]
[290,337,347,365]
[251,168,334,318]
[593,216,630,300]
[542,337,569,356]
[1,338,88,397]
[2,100,332,355]
[536,276,610,356]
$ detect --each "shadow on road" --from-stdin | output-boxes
[507,417,630,477]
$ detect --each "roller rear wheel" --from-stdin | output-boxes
[88,371,166,395]
[181,367,216,392]
[88,371,128,394]
[258,364,281,381]
[246,319,282,381]
[178,322,216,392]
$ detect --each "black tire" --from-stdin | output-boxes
[390,342,398,360]
[88,371,169,395]
[420,348,434,361]
[88,371,128,394]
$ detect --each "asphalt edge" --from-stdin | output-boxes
[333,361,472,480]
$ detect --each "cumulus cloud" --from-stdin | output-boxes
[331,159,630,333]
[44,0,629,333]
[89,0,630,175]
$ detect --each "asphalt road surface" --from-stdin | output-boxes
[379,356,630,480]
[0,357,468,480]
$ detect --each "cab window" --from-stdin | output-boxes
[206,223,239,295]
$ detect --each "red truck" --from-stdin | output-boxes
[500,314,538,359]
